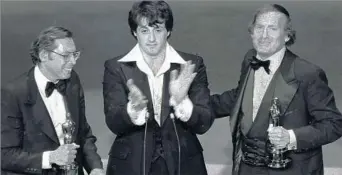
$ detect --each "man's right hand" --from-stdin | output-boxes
[126,79,149,125]
[49,143,80,166]
[127,79,148,112]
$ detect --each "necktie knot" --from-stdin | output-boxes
[249,56,271,74]
[45,80,67,97]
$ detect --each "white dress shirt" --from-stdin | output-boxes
[253,47,297,150]
[34,66,66,168]
[119,43,193,126]
[253,47,285,120]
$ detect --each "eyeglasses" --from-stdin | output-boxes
[48,50,81,62]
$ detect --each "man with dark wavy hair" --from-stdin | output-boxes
[1,26,104,175]
[210,4,342,175]
[103,1,213,175]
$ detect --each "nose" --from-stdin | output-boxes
[262,28,268,38]
[148,31,156,42]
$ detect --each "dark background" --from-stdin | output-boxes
[1,1,341,168]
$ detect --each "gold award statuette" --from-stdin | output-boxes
[267,97,292,169]
[60,112,78,175]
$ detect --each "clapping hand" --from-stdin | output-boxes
[169,61,197,105]
[126,79,149,125]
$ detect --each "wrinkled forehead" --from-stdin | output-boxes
[137,16,166,28]
[255,11,287,26]
[53,38,76,52]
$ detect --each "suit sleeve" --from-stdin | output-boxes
[181,57,214,134]
[210,89,239,118]
[293,68,342,150]
[1,86,43,174]
[103,60,142,135]
[78,82,103,173]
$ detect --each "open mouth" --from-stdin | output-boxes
[64,68,73,72]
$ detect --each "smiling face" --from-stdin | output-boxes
[133,17,170,58]
[250,11,290,59]
[40,38,78,81]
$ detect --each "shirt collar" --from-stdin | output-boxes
[118,42,186,64]
[118,42,186,76]
[34,65,51,94]
[256,46,286,74]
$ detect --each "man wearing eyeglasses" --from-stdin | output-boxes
[1,26,104,175]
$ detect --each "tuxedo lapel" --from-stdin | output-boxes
[160,63,178,126]
[120,63,155,174]
[230,49,257,136]
[24,67,59,144]
[230,66,252,135]
[240,68,255,135]
[32,96,60,144]
[120,63,154,115]
[273,50,299,116]
[229,60,252,174]
[64,77,79,139]
[251,50,299,127]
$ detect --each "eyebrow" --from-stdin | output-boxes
[62,49,78,54]
[138,25,165,29]
[154,25,165,29]
[266,24,278,27]
[255,24,278,27]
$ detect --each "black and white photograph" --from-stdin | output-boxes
[1,1,342,175]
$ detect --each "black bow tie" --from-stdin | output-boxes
[249,56,271,74]
[45,80,67,97]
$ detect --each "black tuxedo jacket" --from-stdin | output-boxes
[211,49,342,175]
[1,67,103,175]
[103,51,214,175]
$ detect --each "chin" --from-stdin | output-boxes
[258,49,270,54]
[256,50,272,58]
[146,51,159,57]
[256,46,271,53]
[61,73,72,79]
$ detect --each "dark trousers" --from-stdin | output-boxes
[148,156,169,175]
[239,161,269,175]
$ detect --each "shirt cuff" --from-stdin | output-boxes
[127,101,147,126]
[170,96,193,122]
[42,151,52,169]
[287,129,297,150]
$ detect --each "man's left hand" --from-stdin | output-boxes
[89,168,105,175]
[268,125,290,149]
[169,60,197,105]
